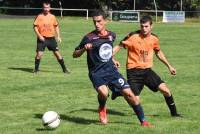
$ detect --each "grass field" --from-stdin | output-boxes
[0,17,200,134]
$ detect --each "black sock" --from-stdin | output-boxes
[35,58,40,71]
[132,104,145,123]
[98,95,107,108]
[164,95,178,115]
[58,58,67,72]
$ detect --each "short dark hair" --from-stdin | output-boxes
[43,0,51,5]
[91,10,106,19]
[140,16,153,25]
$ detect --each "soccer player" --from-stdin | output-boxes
[112,15,181,117]
[33,1,70,73]
[73,10,153,127]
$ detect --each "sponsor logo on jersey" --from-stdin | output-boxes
[99,43,112,62]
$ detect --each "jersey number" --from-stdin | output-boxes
[118,78,124,86]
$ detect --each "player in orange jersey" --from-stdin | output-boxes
[112,16,181,117]
[33,1,70,74]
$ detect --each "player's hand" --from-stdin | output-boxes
[39,36,45,42]
[84,43,93,50]
[113,60,120,68]
[169,66,176,75]
[57,36,62,44]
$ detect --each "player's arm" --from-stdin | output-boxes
[112,56,120,68]
[55,25,62,43]
[113,32,133,56]
[112,43,124,68]
[33,26,45,41]
[73,43,92,58]
[113,43,124,56]
[155,50,176,75]
[73,47,86,58]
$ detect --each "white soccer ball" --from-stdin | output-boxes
[42,111,60,129]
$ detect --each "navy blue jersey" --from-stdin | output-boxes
[75,30,116,74]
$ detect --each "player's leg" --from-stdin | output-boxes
[47,38,70,73]
[120,88,152,127]
[110,72,152,127]
[145,69,181,117]
[34,51,44,73]
[53,51,70,73]
[158,83,181,117]
[89,73,109,124]
[96,85,109,124]
[34,39,45,73]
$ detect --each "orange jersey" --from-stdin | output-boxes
[121,31,160,69]
[34,13,58,37]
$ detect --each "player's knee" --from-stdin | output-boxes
[159,88,171,96]
[131,95,140,105]
[36,55,42,59]
[98,88,109,98]
[122,89,139,105]
[163,90,171,97]
[158,83,171,97]
[36,52,43,59]
[98,92,108,99]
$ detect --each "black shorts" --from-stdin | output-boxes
[89,68,130,92]
[127,68,164,96]
[36,37,59,52]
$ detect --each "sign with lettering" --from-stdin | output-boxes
[163,11,185,23]
[111,11,139,22]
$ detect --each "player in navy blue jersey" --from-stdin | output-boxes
[73,10,152,127]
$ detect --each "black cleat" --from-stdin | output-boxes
[33,69,39,74]
[171,113,182,118]
[63,68,70,74]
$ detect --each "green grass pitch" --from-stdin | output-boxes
[0,17,200,134]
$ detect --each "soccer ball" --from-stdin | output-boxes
[42,111,60,129]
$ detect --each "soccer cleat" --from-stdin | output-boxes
[141,121,154,127]
[111,92,122,100]
[171,113,182,118]
[33,69,39,74]
[98,106,108,125]
[63,67,70,74]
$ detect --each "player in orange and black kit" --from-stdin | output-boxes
[33,1,70,73]
[112,16,181,117]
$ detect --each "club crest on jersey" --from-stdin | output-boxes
[108,36,113,41]
[99,43,112,62]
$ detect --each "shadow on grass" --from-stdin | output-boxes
[8,67,33,73]
[36,128,56,131]
[60,114,135,125]
[8,67,59,73]
[69,108,160,117]
[34,113,134,126]
[34,113,98,126]
[69,108,126,116]
[34,109,159,129]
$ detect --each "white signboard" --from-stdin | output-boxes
[163,11,185,23]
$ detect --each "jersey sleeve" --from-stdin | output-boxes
[153,37,160,51]
[75,36,90,50]
[33,15,40,26]
[120,32,134,48]
[53,15,58,27]
[121,37,132,48]
[112,32,116,42]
